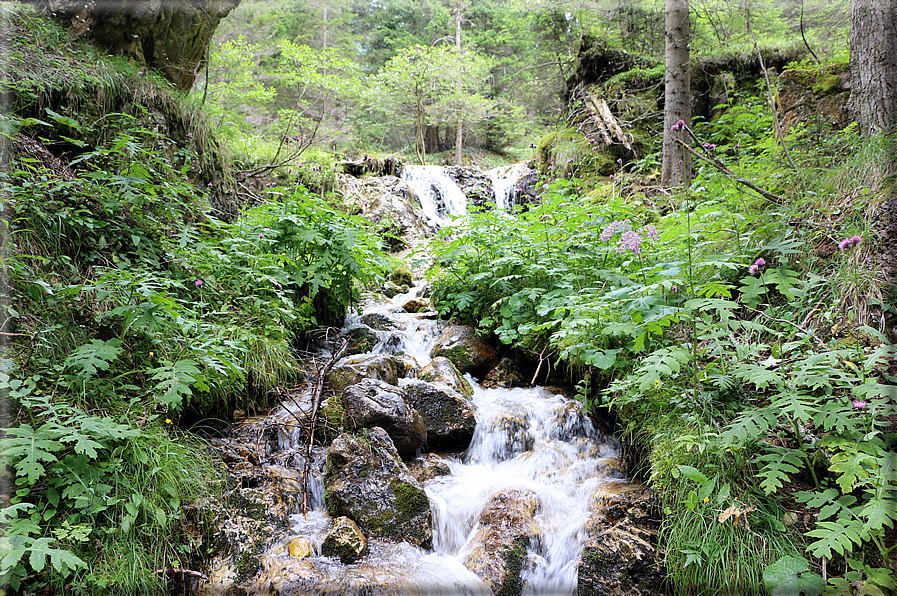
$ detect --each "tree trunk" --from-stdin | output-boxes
[424,125,441,155]
[454,4,463,167]
[661,0,691,187]
[849,0,897,135]
[850,0,897,336]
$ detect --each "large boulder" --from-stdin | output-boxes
[341,379,426,456]
[417,356,473,397]
[777,64,851,132]
[324,428,433,547]
[321,516,368,563]
[28,0,241,91]
[402,379,476,450]
[444,166,494,209]
[325,355,398,394]
[577,483,665,596]
[463,488,542,595]
[339,175,430,248]
[430,325,499,378]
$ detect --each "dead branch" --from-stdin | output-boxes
[153,568,208,580]
[300,337,349,515]
[673,135,785,204]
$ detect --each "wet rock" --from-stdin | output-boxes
[341,379,426,455]
[430,325,499,378]
[406,453,453,484]
[324,428,433,547]
[339,174,431,247]
[417,356,474,396]
[401,297,430,313]
[444,166,494,209]
[481,357,530,389]
[488,408,535,460]
[392,353,420,379]
[321,516,369,563]
[463,488,542,594]
[381,281,405,298]
[402,379,476,450]
[339,325,379,356]
[288,537,313,559]
[360,312,400,331]
[326,354,398,394]
[577,483,665,596]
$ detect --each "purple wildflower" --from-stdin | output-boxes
[851,235,862,245]
[671,285,678,294]
[644,225,658,241]
[852,400,867,409]
[618,230,643,254]
[187,133,193,138]
[754,258,766,267]
[838,238,851,250]
[207,182,213,188]
[600,219,632,242]
[749,264,759,275]
[670,123,679,132]
[677,119,685,128]
[195,279,203,287]
[617,158,623,164]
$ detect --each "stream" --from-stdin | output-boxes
[196,165,655,595]
[242,285,630,595]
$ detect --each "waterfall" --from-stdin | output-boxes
[401,165,468,227]
[486,163,530,211]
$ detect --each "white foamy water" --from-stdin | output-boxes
[268,286,628,595]
[486,162,530,211]
[401,165,468,227]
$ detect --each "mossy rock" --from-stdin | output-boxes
[497,536,529,596]
[321,516,368,563]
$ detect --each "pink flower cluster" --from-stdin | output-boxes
[600,220,659,254]
[748,257,766,276]
[670,119,686,132]
[600,219,632,242]
[838,235,862,250]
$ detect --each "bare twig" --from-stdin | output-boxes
[300,337,349,516]
[741,304,825,347]
[673,135,784,203]
[153,568,208,580]
[742,3,802,180]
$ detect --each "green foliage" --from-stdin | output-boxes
[0,373,220,593]
[428,117,897,593]
[763,556,824,596]
[3,25,388,593]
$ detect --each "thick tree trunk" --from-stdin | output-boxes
[661,0,691,187]
[849,0,897,135]
[24,0,241,91]
[850,0,897,337]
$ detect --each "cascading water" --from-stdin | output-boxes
[401,164,532,226]
[252,286,629,595]
[486,163,530,211]
[401,165,468,227]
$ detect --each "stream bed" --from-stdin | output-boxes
[195,232,661,595]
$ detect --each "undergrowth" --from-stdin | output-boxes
[0,7,387,592]
[427,101,897,595]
